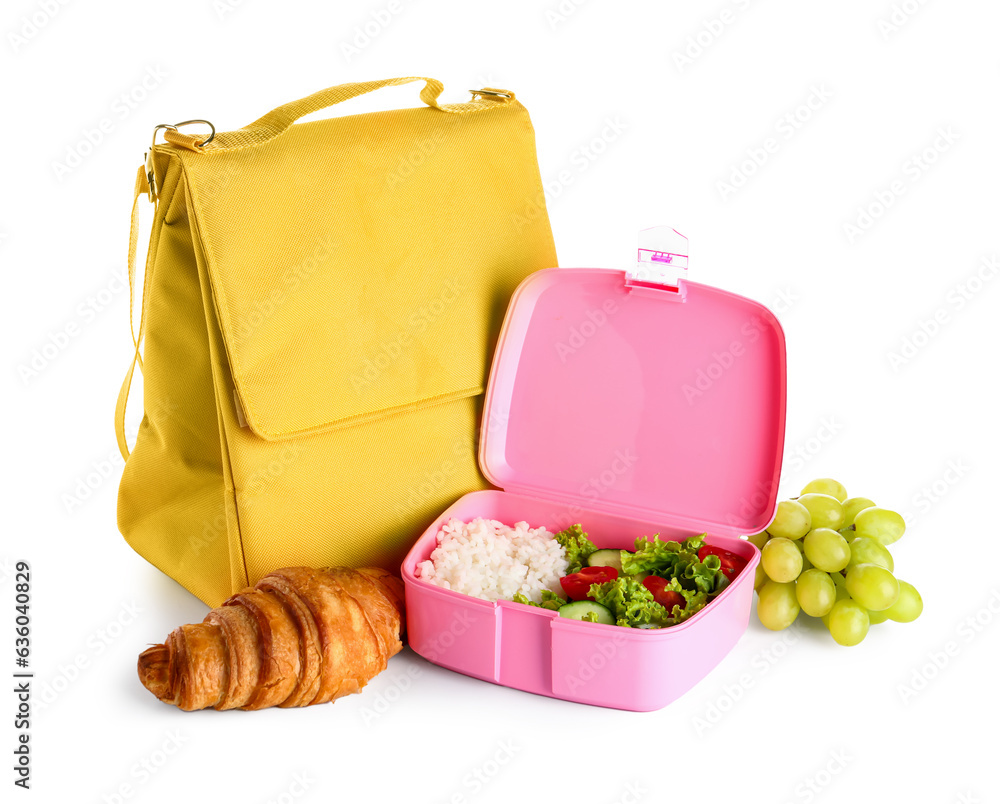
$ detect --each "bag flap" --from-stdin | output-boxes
[170,101,556,439]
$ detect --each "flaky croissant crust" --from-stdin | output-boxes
[138,566,405,711]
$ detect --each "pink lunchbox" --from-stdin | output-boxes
[401,228,787,711]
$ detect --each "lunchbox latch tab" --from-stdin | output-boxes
[626,226,689,299]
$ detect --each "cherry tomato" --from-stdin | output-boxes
[560,566,618,601]
[698,544,747,581]
[698,544,742,564]
[641,576,686,612]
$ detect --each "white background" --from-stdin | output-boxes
[3,0,998,802]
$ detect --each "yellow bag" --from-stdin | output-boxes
[116,77,556,606]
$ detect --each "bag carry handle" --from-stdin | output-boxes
[163,77,515,151]
[117,77,514,459]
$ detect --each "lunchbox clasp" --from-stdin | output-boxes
[626,225,689,299]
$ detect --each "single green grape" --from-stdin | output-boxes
[797,493,845,531]
[868,608,891,625]
[762,538,803,583]
[803,527,851,572]
[766,499,812,540]
[795,569,837,617]
[884,580,922,623]
[853,507,906,546]
[801,478,848,503]
[753,562,770,591]
[757,581,800,631]
[754,563,768,592]
[845,563,899,611]
[745,531,769,550]
[842,496,876,527]
[827,599,870,646]
[846,536,894,572]
[822,582,851,627]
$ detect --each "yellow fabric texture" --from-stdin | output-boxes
[116,77,557,606]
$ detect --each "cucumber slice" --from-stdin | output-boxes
[587,549,624,573]
[558,601,615,625]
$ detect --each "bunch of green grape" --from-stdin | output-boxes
[746,478,922,646]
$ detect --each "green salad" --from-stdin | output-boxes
[513,525,745,629]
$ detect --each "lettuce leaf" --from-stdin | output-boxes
[620,533,726,591]
[621,533,708,577]
[512,589,566,611]
[589,576,711,628]
[588,577,670,628]
[684,552,722,594]
[661,577,711,624]
[620,535,684,576]
[555,524,598,574]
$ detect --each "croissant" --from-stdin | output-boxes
[137,566,406,711]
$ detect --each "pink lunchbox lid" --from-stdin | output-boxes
[479,228,787,538]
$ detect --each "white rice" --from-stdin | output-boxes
[416,517,568,603]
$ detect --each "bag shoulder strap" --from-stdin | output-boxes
[164,77,514,152]
[114,166,151,460]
